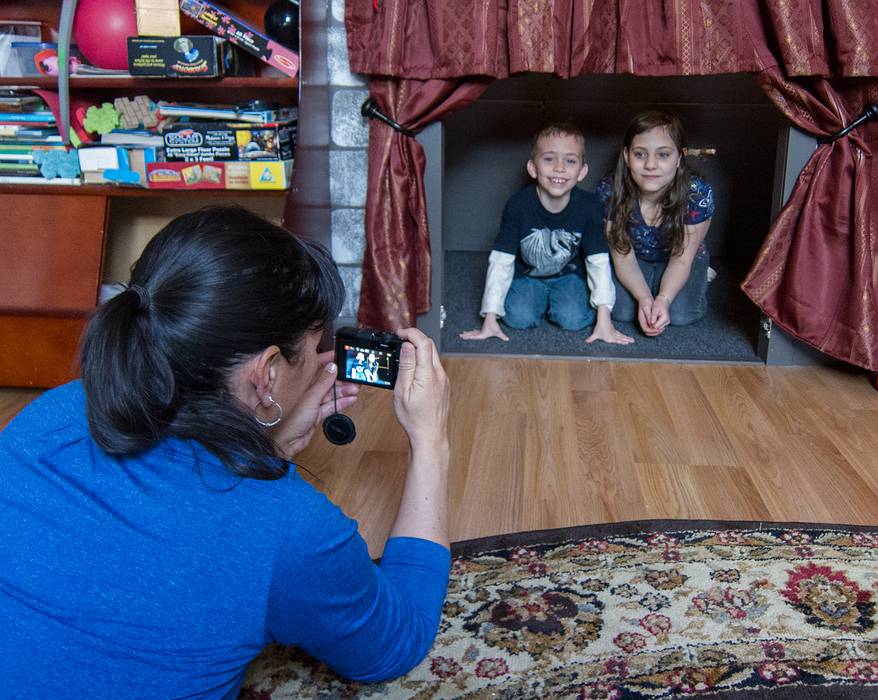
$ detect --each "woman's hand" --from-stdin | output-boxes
[393,328,450,451]
[275,350,359,458]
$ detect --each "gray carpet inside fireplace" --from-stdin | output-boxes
[441,251,762,362]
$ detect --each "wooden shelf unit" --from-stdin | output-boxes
[1,1,299,387]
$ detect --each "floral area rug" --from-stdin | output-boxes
[240,520,878,699]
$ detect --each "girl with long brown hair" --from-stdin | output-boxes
[597,111,715,336]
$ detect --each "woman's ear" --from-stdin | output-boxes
[227,345,282,410]
[252,345,282,405]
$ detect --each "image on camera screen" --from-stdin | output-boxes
[341,344,394,387]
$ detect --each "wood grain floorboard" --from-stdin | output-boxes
[572,387,644,524]
[635,462,771,521]
[2,357,877,557]
[656,366,738,466]
[615,364,691,465]
[813,405,878,494]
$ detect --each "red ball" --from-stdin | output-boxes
[73,0,138,71]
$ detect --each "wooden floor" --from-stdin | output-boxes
[3,358,877,557]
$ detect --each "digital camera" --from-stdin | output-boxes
[334,326,403,390]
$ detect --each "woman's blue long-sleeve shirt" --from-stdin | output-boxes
[0,381,450,699]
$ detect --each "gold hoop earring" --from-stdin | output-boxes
[254,395,283,427]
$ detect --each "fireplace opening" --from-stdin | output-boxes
[432,73,788,363]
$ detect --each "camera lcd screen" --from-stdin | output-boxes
[340,343,395,388]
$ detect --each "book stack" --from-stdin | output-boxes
[0,92,79,185]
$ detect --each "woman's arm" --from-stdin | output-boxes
[610,251,651,298]
[389,328,450,547]
[267,489,451,683]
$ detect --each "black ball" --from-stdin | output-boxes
[264,0,299,51]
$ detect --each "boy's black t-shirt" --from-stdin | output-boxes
[492,185,608,280]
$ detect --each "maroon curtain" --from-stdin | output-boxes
[356,77,489,329]
[345,0,510,79]
[346,0,878,367]
[742,72,878,369]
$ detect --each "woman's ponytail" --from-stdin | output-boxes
[81,286,177,455]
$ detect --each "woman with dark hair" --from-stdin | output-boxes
[0,206,452,698]
[597,111,715,336]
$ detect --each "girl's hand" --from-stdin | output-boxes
[648,295,671,335]
[393,328,450,451]
[275,350,359,458]
[459,313,509,341]
[636,297,659,336]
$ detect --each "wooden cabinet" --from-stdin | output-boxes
[1,1,298,387]
[0,192,107,386]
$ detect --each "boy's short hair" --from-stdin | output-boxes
[531,122,587,160]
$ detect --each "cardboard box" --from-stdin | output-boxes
[145,159,291,190]
[135,0,181,35]
[128,35,234,78]
[227,161,293,190]
[179,0,299,78]
[162,120,295,162]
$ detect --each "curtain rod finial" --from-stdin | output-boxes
[360,97,416,137]
[821,102,878,144]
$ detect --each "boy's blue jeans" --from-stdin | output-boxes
[611,255,709,326]
[503,274,595,331]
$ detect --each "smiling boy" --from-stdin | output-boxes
[461,123,632,345]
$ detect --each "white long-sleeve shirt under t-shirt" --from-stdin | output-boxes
[480,250,615,317]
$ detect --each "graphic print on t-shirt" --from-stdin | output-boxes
[519,227,582,277]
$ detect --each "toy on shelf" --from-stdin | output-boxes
[33,46,84,77]
[155,99,296,124]
[33,149,81,179]
[72,0,138,70]
[264,0,299,51]
[83,103,121,134]
[127,35,234,78]
[114,96,159,129]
